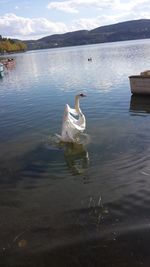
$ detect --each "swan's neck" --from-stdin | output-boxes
[75,96,81,113]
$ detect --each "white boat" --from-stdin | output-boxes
[0,63,4,77]
[0,63,4,72]
[129,70,150,94]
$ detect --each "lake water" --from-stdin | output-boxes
[1,39,150,266]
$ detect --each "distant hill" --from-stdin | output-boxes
[24,19,150,50]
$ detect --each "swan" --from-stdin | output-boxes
[57,93,86,142]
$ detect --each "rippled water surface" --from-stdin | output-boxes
[1,39,150,266]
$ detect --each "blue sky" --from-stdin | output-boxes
[0,0,150,40]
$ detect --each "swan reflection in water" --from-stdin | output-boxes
[130,94,150,114]
[64,142,89,175]
[58,136,89,175]
[47,133,90,175]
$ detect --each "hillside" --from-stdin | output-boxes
[24,19,150,50]
[0,35,27,53]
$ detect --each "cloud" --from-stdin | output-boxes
[71,16,117,31]
[47,0,117,13]
[115,0,150,12]
[1,0,150,41]
[70,10,150,32]
[47,0,150,14]
[0,13,68,39]
[0,12,121,40]
[70,14,130,31]
[47,1,78,13]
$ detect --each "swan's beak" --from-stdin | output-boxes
[82,94,87,97]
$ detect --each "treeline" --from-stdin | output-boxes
[0,35,27,53]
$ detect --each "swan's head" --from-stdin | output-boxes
[79,93,86,98]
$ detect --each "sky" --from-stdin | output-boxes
[0,0,150,40]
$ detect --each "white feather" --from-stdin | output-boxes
[59,95,86,142]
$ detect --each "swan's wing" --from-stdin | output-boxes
[67,105,86,130]
[69,114,85,131]
[61,104,86,142]
[66,104,78,116]
[65,104,86,128]
[61,105,76,141]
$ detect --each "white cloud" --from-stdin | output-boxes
[1,0,150,41]
[47,0,118,13]
[70,11,150,32]
[47,0,150,14]
[71,16,117,31]
[115,0,150,12]
[70,14,129,31]
[0,13,68,39]
[47,1,78,13]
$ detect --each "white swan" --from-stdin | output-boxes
[57,93,86,142]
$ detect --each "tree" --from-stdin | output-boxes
[0,36,27,53]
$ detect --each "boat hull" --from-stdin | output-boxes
[129,75,150,94]
[0,63,4,77]
[0,63,4,72]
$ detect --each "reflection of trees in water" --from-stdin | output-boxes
[60,142,89,175]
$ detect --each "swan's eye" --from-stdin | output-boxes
[80,93,86,97]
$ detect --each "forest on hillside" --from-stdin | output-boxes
[25,19,150,50]
[0,35,27,53]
